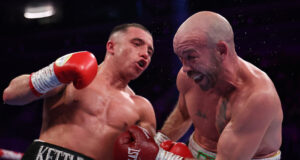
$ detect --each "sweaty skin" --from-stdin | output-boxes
[161,11,283,160]
[3,26,156,160]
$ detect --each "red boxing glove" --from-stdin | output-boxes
[114,125,159,160]
[29,51,98,96]
[114,126,194,160]
[158,140,194,159]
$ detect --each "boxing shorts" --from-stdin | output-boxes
[22,140,93,160]
[188,133,281,160]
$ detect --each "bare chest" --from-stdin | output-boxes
[68,86,142,131]
[185,88,231,138]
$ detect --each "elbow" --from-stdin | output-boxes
[3,75,33,106]
[3,79,22,105]
[3,87,14,105]
[3,86,31,106]
[3,87,28,106]
[3,88,10,104]
[3,77,16,104]
[178,107,190,121]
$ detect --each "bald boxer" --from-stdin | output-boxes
[155,11,283,160]
[3,23,156,160]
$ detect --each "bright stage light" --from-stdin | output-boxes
[24,3,55,19]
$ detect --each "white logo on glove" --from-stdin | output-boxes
[137,126,151,139]
[128,147,140,160]
[55,53,72,67]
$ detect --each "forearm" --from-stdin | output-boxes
[216,139,256,160]
[3,74,40,105]
[161,106,192,141]
[216,124,263,160]
[138,120,156,137]
[3,51,97,106]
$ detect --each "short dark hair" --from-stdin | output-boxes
[108,23,151,39]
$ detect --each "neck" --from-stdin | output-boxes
[98,61,130,90]
[214,56,246,96]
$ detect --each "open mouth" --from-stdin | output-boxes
[188,71,204,83]
[193,74,204,83]
[137,59,147,68]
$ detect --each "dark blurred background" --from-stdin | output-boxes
[0,0,299,159]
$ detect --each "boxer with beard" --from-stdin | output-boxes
[155,11,283,160]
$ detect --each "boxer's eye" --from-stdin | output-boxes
[187,55,195,60]
[147,49,153,56]
[131,39,144,47]
[133,42,140,46]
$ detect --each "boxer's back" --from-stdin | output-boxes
[39,76,147,159]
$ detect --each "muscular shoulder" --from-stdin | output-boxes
[244,59,276,90]
[232,89,281,127]
[133,94,156,135]
[247,91,281,112]
[134,95,153,111]
[176,67,193,93]
[237,60,281,115]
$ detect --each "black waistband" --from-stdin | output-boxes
[22,140,93,160]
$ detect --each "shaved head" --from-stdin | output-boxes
[173,11,237,91]
[174,11,234,51]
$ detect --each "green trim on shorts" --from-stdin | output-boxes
[196,150,216,160]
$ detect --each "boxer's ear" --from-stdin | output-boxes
[216,41,227,61]
[106,40,115,55]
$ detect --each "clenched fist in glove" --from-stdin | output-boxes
[114,125,194,160]
[29,51,98,96]
[157,140,194,160]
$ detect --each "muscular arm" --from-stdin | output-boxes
[3,51,97,106]
[3,74,65,105]
[216,93,277,160]
[160,68,192,141]
[138,97,157,137]
[160,93,192,141]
